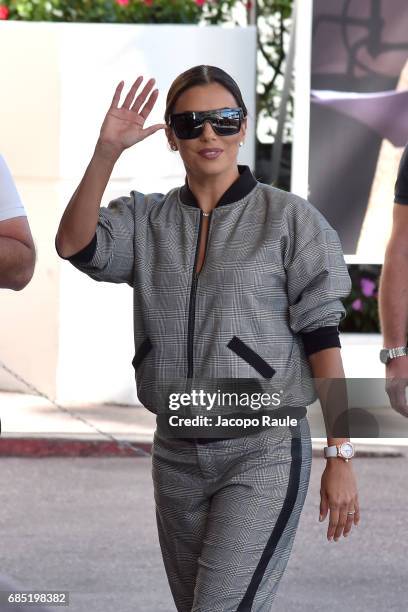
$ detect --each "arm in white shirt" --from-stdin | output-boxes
[0,155,35,290]
[0,216,36,290]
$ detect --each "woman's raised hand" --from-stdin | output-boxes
[98,76,167,156]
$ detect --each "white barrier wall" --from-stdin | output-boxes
[0,21,257,403]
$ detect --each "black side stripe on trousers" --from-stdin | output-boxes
[236,431,302,611]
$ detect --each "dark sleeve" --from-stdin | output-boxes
[300,325,341,357]
[55,234,97,263]
[394,144,408,204]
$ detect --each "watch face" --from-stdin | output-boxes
[340,442,354,459]
[379,349,389,364]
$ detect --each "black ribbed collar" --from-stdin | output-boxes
[179,164,258,208]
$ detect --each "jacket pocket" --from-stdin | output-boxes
[227,336,276,379]
[132,337,153,370]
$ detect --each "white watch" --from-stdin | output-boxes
[324,441,355,461]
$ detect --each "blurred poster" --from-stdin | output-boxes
[309,0,408,256]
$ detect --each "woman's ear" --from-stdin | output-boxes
[165,126,177,151]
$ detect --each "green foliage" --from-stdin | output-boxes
[202,0,239,25]
[256,0,294,142]
[1,0,240,24]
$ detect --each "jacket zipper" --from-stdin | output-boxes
[187,210,212,380]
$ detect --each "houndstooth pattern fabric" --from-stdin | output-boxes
[152,414,312,611]
[70,180,351,413]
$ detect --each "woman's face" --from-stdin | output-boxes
[166,82,247,177]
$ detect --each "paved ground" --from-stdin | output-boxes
[0,455,406,612]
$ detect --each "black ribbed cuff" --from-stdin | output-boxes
[55,234,97,263]
[300,325,341,357]
[394,194,408,205]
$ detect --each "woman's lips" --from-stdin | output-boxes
[198,150,223,159]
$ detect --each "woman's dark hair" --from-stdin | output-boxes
[164,65,248,125]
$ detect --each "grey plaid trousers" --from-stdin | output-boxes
[152,415,312,612]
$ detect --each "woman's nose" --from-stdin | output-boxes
[201,120,217,136]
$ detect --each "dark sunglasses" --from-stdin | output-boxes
[169,107,244,139]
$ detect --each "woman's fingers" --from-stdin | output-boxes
[333,503,349,540]
[327,498,359,540]
[108,76,159,120]
[137,88,160,121]
[327,506,339,541]
[110,81,125,109]
[130,77,156,114]
[319,489,329,522]
[140,123,168,139]
[327,504,351,541]
[122,76,145,110]
[343,506,355,537]
[353,496,361,526]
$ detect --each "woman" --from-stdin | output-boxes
[56,65,360,612]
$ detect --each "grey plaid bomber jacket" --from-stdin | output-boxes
[62,165,352,413]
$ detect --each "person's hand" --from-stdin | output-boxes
[97,76,167,157]
[385,356,408,417]
[319,459,360,541]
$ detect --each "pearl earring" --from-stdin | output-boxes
[239,142,243,147]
